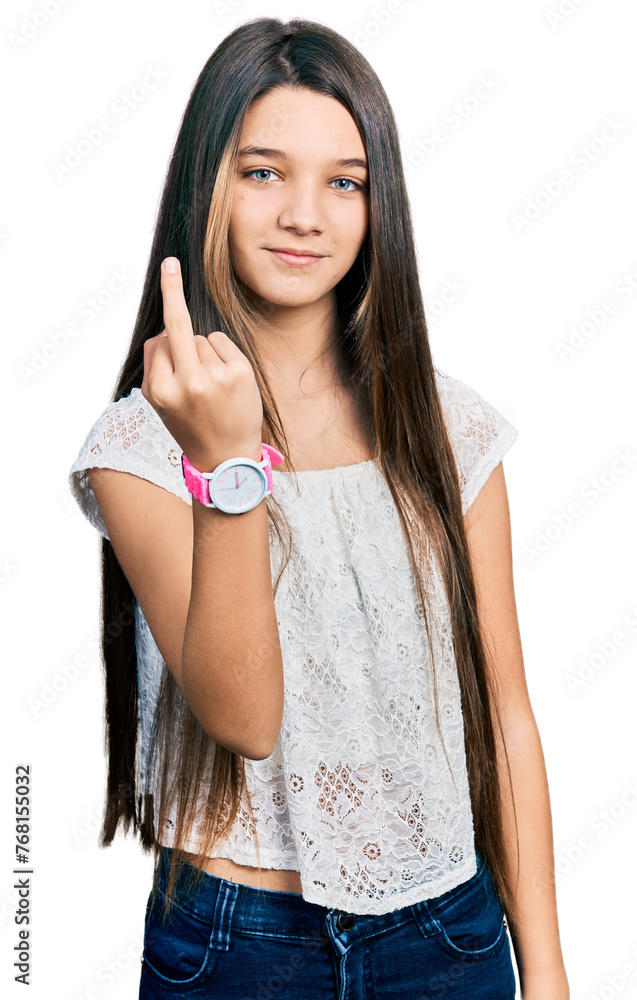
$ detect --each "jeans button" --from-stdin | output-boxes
[337,913,356,931]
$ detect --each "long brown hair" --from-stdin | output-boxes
[96,16,520,932]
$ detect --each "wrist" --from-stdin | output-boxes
[187,442,264,472]
[182,441,284,513]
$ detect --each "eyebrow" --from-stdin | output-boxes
[238,146,368,171]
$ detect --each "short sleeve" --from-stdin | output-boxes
[67,386,191,540]
[434,367,519,515]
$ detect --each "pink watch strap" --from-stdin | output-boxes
[181,453,211,504]
[181,444,286,507]
[260,443,286,491]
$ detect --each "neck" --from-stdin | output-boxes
[248,289,341,397]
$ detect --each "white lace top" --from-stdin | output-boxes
[68,367,518,915]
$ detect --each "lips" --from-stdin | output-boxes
[266,248,324,267]
[268,246,324,256]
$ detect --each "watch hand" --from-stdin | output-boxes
[234,468,240,487]
[218,482,250,492]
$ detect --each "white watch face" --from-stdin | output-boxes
[211,462,265,512]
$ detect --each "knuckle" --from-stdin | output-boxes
[183,374,207,397]
[194,336,209,359]
[235,357,254,376]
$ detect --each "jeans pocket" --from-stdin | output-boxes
[426,862,507,961]
[142,886,220,989]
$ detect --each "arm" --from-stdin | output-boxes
[107,253,284,761]
[88,454,284,763]
[464,463,569,999]
[182,461,284,759]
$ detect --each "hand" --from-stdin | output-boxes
[141,257,264,471]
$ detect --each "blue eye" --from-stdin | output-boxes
[242,169,365,192]
[331,177,363,193]
[245,168,276,183]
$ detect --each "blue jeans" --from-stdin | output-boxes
[139,845,517,998]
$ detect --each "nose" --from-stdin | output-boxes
[277,180,325,234]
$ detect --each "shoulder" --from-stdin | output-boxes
[433,366,519,515]
[68,386,190,539]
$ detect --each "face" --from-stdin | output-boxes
[228,86,369,313]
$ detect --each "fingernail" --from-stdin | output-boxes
[164,257,179,273]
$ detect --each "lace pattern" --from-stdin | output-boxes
[68,389,190,541]
[68,369,518,914]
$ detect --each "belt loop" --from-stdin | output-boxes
[409,898,442,937]
[209,880,239,951]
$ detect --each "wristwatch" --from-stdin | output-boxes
[181,443,286,513]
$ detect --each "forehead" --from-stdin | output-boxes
[240,87,367,162]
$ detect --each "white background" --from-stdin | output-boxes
[2,0,636,997]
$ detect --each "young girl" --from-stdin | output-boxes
[68,17,569,1000]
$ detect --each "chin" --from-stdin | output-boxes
[248,280,323,308]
